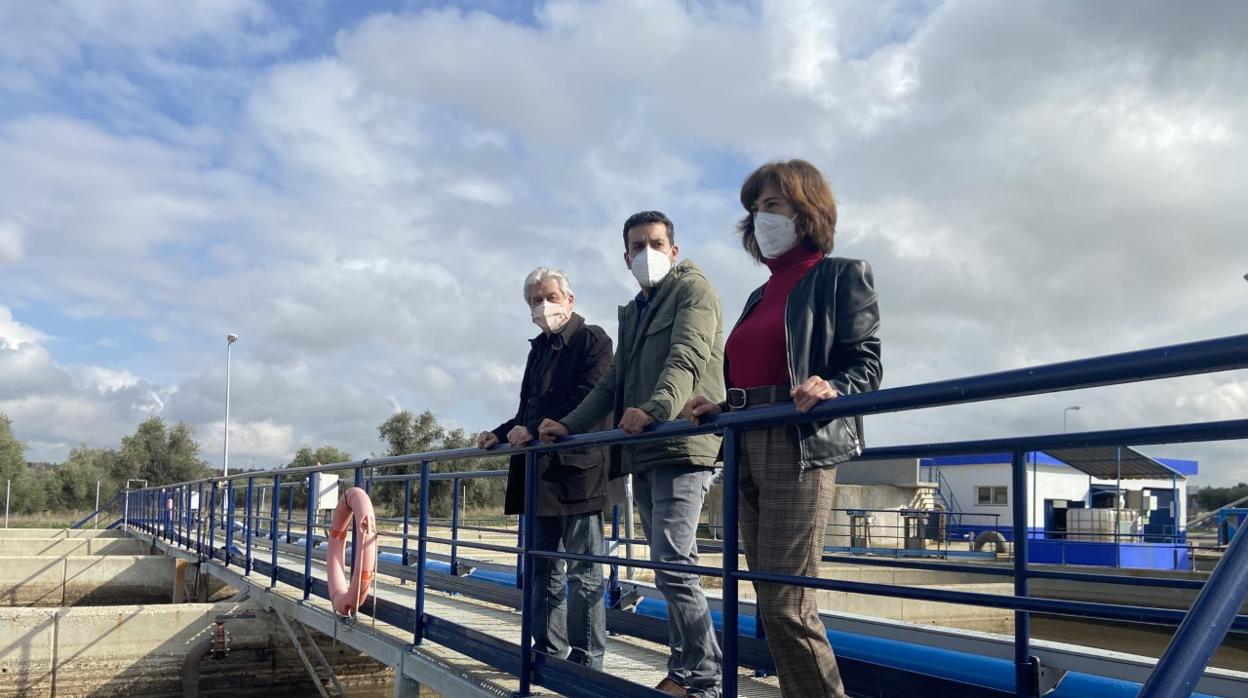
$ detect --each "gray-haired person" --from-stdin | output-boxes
[477,267,622,668]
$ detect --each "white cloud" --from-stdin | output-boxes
[0,305,46,348]
[203,419,295,462]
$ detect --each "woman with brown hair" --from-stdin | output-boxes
[682,159,882,697]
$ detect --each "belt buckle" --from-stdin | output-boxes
[726,387,747,410]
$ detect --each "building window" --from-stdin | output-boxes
[976,486,1008,506]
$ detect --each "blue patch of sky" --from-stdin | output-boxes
[7,299,155,371]
[842,0,943,61]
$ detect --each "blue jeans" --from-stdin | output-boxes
[531,511,607,668]
[634,465,722,698]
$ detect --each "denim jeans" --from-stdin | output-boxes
[531,510,607,668]
[634,465,722,697]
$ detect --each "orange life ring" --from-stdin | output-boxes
[326,486,378,615]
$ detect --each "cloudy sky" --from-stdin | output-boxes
[0,0,1245,484]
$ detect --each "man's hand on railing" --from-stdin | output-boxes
[506,425,535,448]
[681,395,722,425]
[476,431,500,449]
[538,418,569,443]
[791,376,838,412]
[617,407,655,435]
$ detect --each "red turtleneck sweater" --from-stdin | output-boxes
[725,245,825,389]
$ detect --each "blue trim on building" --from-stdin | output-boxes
[1155,457,1198,476]
[926,452,1197,476]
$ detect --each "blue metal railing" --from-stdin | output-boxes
[119,333,1248,697]
[70,491,124,529]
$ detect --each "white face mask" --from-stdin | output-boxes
[630,247,673,288]
[753,211,799,259]
[531,300,570,333]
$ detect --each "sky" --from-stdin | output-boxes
[0,0,1245,484]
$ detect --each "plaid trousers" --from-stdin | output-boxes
[739,426,847,698]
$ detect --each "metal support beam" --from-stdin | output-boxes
[274,605,332,698]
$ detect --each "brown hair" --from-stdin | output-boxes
[737,159,837,262]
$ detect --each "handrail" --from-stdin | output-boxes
[70,491,124,529]
[118,332,1248,697]
[135,333,1248,488]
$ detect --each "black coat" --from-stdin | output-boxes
[492,313,622,516]
[728,257,882,472]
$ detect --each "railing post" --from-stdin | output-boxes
[225,480,235,567]
[721,427,740,698]
[352,466,364,574]
[208,481,218,562]
[286,485,294,543]
[414,461,431,645]
[304,472,318,601]
[1139,518,1248,697]
[450,477,461,576]
[401,477,412,585]
[608,503,621,608]
[515,512,525,590]
[244,477,254,575]
[196,482,204,560]
[518,450,538,697]
[270,474,281,588]
[1012,450,1037,697]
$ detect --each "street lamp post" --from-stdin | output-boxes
[223,334,238,523]
[224,334,238,477]
[1063,405,1081,433]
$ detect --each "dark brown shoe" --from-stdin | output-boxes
[655,677,687,697]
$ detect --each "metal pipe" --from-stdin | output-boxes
[518,450,537,696]
[208,482,218,562]
[286,485,294,544]
[94,480,100,529]
[244,477,254,575]
[303,473,317,601]
[401,477,412,585]
[608,503,620,607]
[721,427,740,698]
[114,334,1248,491]
[450,477,461,576]
[270,474,280,588]
[414,461,431,645]
[1011,450,1035,696]
[624,474,635,579]
[225,480,235,567]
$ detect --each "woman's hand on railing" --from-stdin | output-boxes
[791,376,838,412]
[538,418,569,443]
[476,431,500,449]
[682,395,721,425]
[506,425,535,448]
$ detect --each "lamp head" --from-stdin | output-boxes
[226,333,239,344]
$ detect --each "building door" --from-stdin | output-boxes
[1142,488,1176,542]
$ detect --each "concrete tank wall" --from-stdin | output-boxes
[0,528,125,539]
[0,556,176,606]
[0,601,391,697]
[0,538,149,556]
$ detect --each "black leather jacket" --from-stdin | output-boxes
[727,257,882,472]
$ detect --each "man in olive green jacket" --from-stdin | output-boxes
[540,211,725,698]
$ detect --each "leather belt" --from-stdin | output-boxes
[725,385,793,411]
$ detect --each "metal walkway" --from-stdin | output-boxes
[134,527,782,697]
